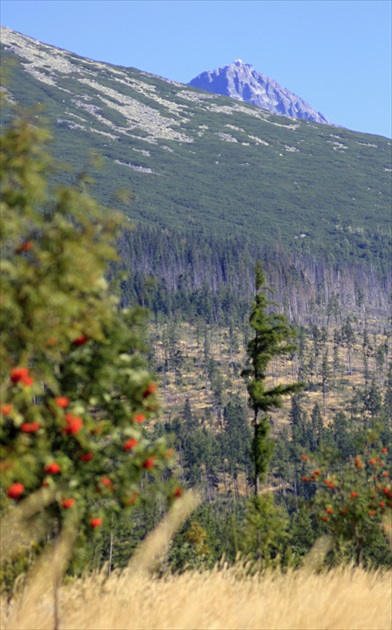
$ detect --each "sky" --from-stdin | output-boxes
[1,0,391,138]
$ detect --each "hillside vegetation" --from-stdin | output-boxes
[1,26,391,264]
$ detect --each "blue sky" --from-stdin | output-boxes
[2,0,391,137]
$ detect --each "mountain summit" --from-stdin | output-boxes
[189,60,331,125]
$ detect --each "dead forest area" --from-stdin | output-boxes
[95,238,392,575]
[133,229,391,430]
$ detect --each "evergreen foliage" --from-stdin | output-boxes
[240,494,288,567]
[242,263,303,493]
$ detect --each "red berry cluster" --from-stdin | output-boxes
[72,334,89,346]
[64,413,83,435]
[7,482,25,499]
[10,367,34,387]
[15,240,33,254]
[21,422,40,433]
[55,397,70,409]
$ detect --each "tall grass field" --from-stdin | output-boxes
[1,491,391,630]
[2,565,391,630]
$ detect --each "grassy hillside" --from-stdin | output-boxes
[1,27,391,263]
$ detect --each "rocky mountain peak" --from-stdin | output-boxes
[188,61,332,125]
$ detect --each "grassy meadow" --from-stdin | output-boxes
[2,493,391,630]
[2,565,391,630]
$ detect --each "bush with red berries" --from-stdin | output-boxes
[300,437,391,565]
[0,115,182,546]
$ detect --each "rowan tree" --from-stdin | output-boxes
[0,112,178,562]
[301,438,392,566]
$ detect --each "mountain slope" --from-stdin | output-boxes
[189,60,331,124]
[1,27,391,265]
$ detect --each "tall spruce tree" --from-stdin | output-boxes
[242,263,302,494]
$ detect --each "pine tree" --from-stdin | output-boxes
[240,494,288,566]
[289,503,316,558]
[321,350,330,414]
[383,363,392,418]
[241,263,303,494]
[363,379,382,420]
[220,398,252,486]
[290,394,309,450]
[341,317,355,375]
[182,398,198,432]
[310,403,323,451]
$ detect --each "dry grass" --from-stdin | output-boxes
[2,564,391,630]
[1,489,391,630]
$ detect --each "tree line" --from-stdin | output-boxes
[116,224,391,326]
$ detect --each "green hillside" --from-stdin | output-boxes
[1,27,391,264]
